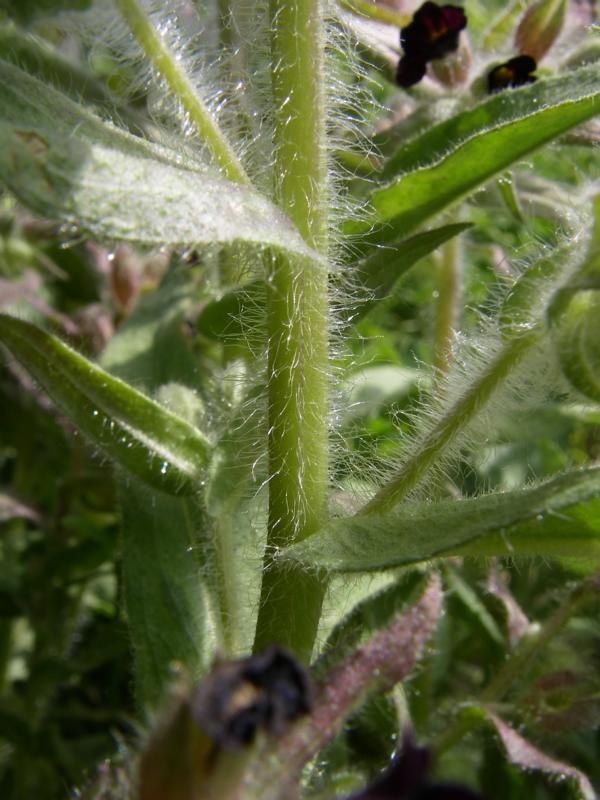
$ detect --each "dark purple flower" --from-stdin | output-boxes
[191,645,312,749]
[397,2,467,88]
[347,732,485,800]
[487,55,537,93]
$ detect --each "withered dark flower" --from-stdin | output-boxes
[348,732,485,800]
[487,55,537,93]
[396,2,467,88]
[191,644,312,749]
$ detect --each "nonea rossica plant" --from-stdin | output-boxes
[0,0,599,798]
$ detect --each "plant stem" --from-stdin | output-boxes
[253,0,330,660]
[432,234,461,380]
[115,0,249,185]
[359,328,540,515]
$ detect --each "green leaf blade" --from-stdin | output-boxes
[0,60,319,262]
[363,65,600,240]
[282,468,600,572]
[0,314,210,495]
[120,482,217,709]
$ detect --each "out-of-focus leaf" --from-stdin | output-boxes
[0,492,40,523]
[549,196,600,401]
[0,61,320,262]
[482,0,529,49]
[196,280,265,344]
[0,314,210,495]
[119,481,217,709]
[0,26,142,131]
[486,566,531,647]
[496,174,524,222]
[552,290,600,402]
[340,365,422,423]
[0,0,91,24]
[466,707,596,800]
[350,223,472,320]
[282,467,600,572]
[445,565,504,645]
[137,680,214,800]
[356,65,600,242]
[100,265,199,391]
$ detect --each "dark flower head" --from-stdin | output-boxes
[487,55,537,93]
[401,2,467,61]
[396,55,428,88]
[348,732,486,800]
[191,645,312,749]
[396,2,467,88]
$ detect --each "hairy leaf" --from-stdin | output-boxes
[357,65,600,241]
[467,708,596,800]
[0,314,210,495]
[120,482,217,709]
[0,26,141,130]
[350,223,472,320]
[317,571,430,670]
[282,467,600,571]
[0,61,319,261]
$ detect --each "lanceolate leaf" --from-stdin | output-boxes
[0,61,319,262]
[120,481,217,710]
[282,467,600,572]
[0,314,210,495]
[356,65,600,241]
[351,222,472,320]
[0,26,142,131]
[465,708,596,800]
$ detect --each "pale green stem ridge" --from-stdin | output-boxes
[359,328,541,515]
[115,0,249,185]
[254,0,330,659]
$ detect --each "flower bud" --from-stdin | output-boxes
[514,0,568,62]
[429,33,472,86]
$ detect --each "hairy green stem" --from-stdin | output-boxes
[359,328,540,515]
[254,0,330,660]
[115,0,249,184]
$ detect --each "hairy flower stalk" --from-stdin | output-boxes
[253,0,331,659]
[359,327,541,515]
[115,0,250,184]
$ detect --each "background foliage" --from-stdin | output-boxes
[0,0,599,798]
